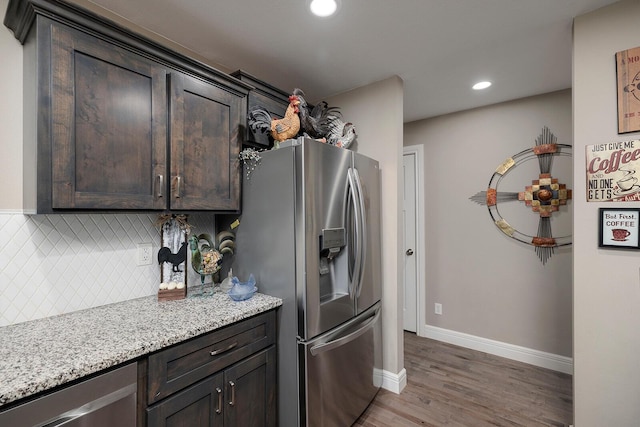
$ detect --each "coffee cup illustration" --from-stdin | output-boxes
[612,228,631,241]
[617,175,638,191]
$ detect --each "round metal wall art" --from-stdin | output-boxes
[470,127,573,264]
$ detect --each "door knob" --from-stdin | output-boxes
[406,249,414,256]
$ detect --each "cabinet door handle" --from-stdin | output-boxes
[156,174,164,198]
[175,175,182,198]
[228,381,235,406]
[215,387,223,414]
[210,342,237,356]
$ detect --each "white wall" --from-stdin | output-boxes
[573,0,640,425]
[404,90,573,359]
[326,76,406,384]
[0,0,23,211]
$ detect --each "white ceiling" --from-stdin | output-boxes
[85,0,618,123]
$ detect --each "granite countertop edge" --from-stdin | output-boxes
[0,293,282,407]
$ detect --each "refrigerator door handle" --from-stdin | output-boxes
[309,306,380,356]
[352,167,367,298]
[347,168,362,299]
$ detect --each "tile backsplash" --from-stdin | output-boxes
[0,212,215,326]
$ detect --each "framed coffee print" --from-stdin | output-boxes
[599,208,640,249]
[616,46,640,134]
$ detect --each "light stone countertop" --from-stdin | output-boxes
[0,292,282,407]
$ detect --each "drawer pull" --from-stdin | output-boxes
[210,342,238,356]
[215,387,223,414]
[228,381,236,406]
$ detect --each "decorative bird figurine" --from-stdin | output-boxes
[292,88,341,140]
[188,234,221,276]
[325,119,357,149]
[157,241,188,272]
[188,230,235,275]
[248,94,301,148]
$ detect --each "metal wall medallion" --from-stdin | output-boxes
[470,127,573,264]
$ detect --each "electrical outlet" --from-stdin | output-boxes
[137,243,153,266]
[435,303,443,315]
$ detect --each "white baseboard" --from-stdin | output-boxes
[381,368,407,394]
[420,325,573,375]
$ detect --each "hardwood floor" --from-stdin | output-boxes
[355,332,573,427]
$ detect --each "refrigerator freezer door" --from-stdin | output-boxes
[300,302,382,427]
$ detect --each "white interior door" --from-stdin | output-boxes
[403,152,417,332]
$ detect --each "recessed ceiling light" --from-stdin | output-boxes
[472,81,492,90]
[310,0,338,17]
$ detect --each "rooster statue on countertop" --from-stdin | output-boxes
[248,94,301,148]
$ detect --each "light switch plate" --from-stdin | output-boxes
[435,303,442,315]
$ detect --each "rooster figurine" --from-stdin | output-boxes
[292,88,357,148]
[292,88,341,140]
[248,94,301,148]
[189,234,221,276]
[326,120,357,149]
[189,231,236,293]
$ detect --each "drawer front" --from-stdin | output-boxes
[147,310,275,404]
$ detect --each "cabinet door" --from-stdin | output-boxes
[50,22,168,209]
[170,72,242,211]
[224,346,276,427]
[147,374,225,427]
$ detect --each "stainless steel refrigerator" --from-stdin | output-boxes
[232,137,383,427]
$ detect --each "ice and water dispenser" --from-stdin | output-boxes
[318,227,348,303]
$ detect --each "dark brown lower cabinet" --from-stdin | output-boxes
[141,310,277,427]
[224,347,276,426]
[147,348,275,426]
[147,375,223,427]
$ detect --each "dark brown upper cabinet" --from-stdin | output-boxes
[4,0,250,213]
[170,73,243,211]
[49,21,168,210]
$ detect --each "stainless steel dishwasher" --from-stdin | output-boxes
[0,362,137,427]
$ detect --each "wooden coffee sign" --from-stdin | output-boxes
[586,140,640,202]
[616,46,640,134]
[599,208,640,249]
